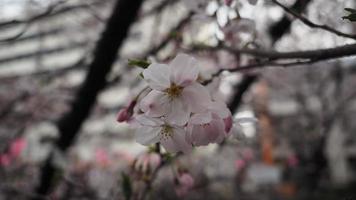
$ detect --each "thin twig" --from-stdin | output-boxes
[271,0,356,40]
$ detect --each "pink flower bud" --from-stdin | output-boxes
[117,108,130,122]
[116,100,136,122]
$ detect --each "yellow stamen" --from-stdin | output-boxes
[164,83,183,99]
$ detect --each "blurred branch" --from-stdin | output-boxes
[271,0,356,40]
[0,0,106,42]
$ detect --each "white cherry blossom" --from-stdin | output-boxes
[140,54,211,125]
[134,115,192,153]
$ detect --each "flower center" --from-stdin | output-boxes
[160,124,173,139]
[165,83,183,99]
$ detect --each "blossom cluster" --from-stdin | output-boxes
[117,54,235,153]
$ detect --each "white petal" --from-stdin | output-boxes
[172,128,192,153]
[166,98,190,126]
[143,63,170,90]
[182,83,211,113]
[216,6,229,27]
[208,101,230,118]
[140,90,169,117]
[161,128,192,153]
[170,54,199,86]
[135,126,161,145]
[135,115,163,126]
[189,112,212,125]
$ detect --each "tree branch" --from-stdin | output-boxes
[223,42,356,61]
[271,0,356,40]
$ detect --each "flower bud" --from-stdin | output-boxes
[116,100,136,122]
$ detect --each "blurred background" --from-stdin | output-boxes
[1,0,356,199]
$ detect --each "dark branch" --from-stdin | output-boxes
[271,0,356,40]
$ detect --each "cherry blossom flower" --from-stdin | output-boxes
[134,115,192,153]
[140,54,211,125]
[174,172,195,197]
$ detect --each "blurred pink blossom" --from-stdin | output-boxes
[235,159,246,170]
[0,154,11,167]
[134,152,161,173]
[242,148,254,161]
[9,138,26,159]
[95,149,111,167]
[175,172,194,197]
[287,154,299,167]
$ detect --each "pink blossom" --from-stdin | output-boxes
[134,115,192,153]
[0,154,11,167]
[140,54,211,126]
[175,172,194,197]
[9,138,26,159]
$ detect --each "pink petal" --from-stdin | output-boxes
[170,54,199,87]
[143,63,170,90]
[140,90,169,117]
[182,83,211,113]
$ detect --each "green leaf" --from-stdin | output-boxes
[345,8,356,13]
[121,172,132,200]
[343,8,356,22]
[128,59,151,69]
